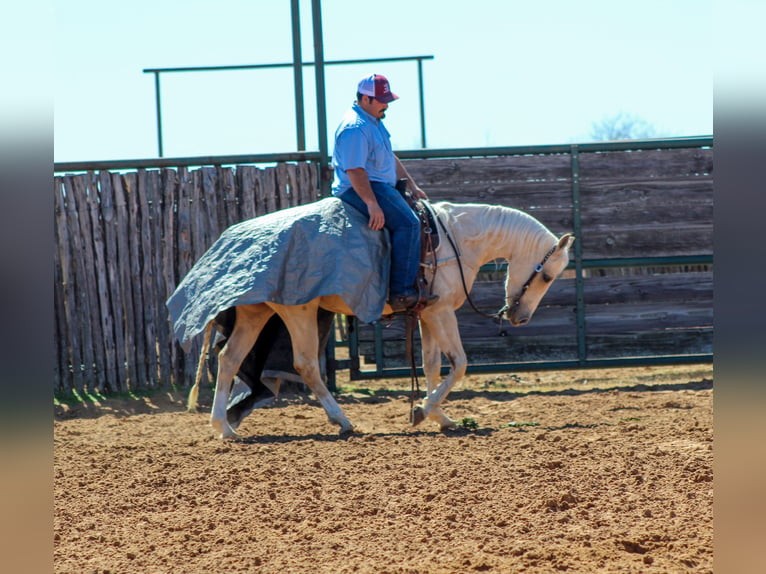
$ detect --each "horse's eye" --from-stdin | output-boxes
[542,274,553,283]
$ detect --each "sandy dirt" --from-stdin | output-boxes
[54,365,713,573]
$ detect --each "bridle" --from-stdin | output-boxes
[495,243,558,318]
[435,212,557,322]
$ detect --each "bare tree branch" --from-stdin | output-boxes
[590,112,657,141]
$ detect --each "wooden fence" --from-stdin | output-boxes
[352,146,713,372]
[54,142,713,394]
[54,163,318,394]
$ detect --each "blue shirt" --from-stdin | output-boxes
[331,102,397,195]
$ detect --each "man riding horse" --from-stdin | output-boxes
[332,73,438,313]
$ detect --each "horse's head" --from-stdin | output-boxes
[503,233,575,326]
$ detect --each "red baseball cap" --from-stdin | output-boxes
[357,74,399,104]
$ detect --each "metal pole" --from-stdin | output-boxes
[311,0,329,195]
[417,58,427,148]
[153,72,164,157]
[290,0,306,151]
[570,145,587,365]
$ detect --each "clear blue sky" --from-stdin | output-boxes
[53,0,713,162]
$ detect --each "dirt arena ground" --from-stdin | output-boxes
[54,364,713,573]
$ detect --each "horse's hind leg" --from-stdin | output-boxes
[211,304,274,439]
[270,302,354,435]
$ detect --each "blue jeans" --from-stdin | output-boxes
[336,182,420,298]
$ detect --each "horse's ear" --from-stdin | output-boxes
[558,233,575,251]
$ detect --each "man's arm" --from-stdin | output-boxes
[395,156,429,200]
[345,168,385,231]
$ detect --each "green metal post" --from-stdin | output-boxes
[311,0,330,196]
[570,145,587,364]
[290,0,306,151]
[348,317,360,380]
[153,72,164,157]
[374,322,384,376]
[417,58,427,148]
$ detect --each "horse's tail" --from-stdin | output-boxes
[187,321,214,413]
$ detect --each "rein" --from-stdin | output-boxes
[434,213,506,322]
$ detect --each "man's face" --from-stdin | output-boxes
[359,95,389,119]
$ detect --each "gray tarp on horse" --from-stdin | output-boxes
[167,197,390,351]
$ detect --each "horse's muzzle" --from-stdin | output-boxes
[504,309,530,326]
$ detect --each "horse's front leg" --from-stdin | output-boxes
[418,319,458,431]
[413,310,467,430]
[211,304,274,439]
[271,303,355,435]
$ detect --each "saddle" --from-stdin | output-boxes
[395,179,441,303]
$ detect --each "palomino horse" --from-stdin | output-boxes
[189,201,574,439]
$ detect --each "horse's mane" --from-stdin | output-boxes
[435,202,556,259]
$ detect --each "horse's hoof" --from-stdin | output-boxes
[212,419,237,440]
[339,425,357,437]
[440,420,458,432]
[410,406,426,427]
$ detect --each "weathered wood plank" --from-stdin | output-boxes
[287,163,299,207]
[295,163,309,205]
[238,165,257,220]
[161,169,179,386]
[262,168,278,214]
[191,169,208,261]
[88,172,118,392]
[147,169,171,388]
[357,271,712,344]
[176,167,194,280]
[402,155,573,186]
[580,225,713,259]
[220,167,240,227]
[254,168,266,216]
[81,173,110,390]
[175,167,196,387]
[201,167,222,243]
[54,177,79,392]
[68,175,99,392]
[578,147,713,180]
[423,182,572,210]
[307,162,319,203]
[137,170,159,388]
[362,327,712,368]
[123,172,148,389]
[113,174,138,390]
[53,182,65,392]
[275,162,290,209]
[101,172,127,392]
[584,330,712,359]
[578,177,713,258]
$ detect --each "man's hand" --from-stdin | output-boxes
[366,202,385,230]
[345,168,385,230]
[411,186,429,200]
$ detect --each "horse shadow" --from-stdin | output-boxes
[230,426,496,445]
[215,379,711,444]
